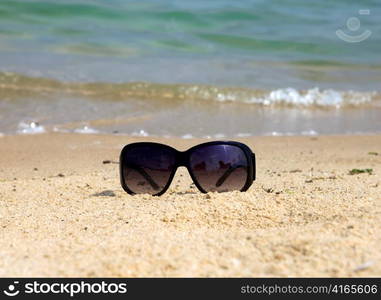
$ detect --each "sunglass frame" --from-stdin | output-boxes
[120,141,256,196]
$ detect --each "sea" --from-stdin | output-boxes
[0,0,380,138]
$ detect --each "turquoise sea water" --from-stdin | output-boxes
[0,0,380,136]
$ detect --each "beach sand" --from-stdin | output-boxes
[0,133,380,277]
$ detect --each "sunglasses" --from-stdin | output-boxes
[120,141,256,196]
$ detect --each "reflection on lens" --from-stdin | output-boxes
[189,144,248,192]
[122,145,175,194]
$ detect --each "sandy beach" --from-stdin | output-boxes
[0,133,380,277]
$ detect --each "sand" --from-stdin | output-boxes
[0,133,380,277]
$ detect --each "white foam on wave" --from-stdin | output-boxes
[74,126,99,134]
[191,85,376,107]
[181,134,193,139]
[301,129,318,136]
[243,87,375,107]
[17,121,45,134]
[131,129,149,137]
[52,126,70,133]
[264,130,319,137]
[268,88,342,106]
[236,133,252,138]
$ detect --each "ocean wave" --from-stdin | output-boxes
[73,126,99,134]
[17,121,46,134]
[0,72,379,108]
[255,88,375,107]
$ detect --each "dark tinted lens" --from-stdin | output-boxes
[189,144,249,192]
[122,145,176,195]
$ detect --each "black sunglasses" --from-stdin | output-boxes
[120,141,256,196]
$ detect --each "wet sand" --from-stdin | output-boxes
[0,133,380,277]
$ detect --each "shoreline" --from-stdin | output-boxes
[0,133,380,277]
[1,73,381,138]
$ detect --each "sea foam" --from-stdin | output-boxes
[17,121,45,134]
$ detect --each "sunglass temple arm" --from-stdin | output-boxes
[215,152,256,187]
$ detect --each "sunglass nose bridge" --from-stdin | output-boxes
[177,151,188,167]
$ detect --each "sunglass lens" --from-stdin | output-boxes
[121,145,176,195]
[189,144,249,192]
